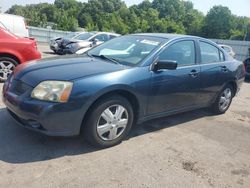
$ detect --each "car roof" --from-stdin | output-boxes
[90,31,121,36]
[218,44,232,48]
[132,33,204,40]
[132,33,221,47]
[0,13,25,19]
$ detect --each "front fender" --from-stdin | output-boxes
[78,84,146,122]
[71,68,151,129]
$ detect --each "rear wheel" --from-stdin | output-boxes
[84,95,134,148]
[0,57,18,82]
[245,58,250,79]
[211,85,233,114]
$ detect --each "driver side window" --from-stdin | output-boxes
[158,40,196,66]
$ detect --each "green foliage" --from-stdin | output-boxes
[202,6,233,39]
[152,0,185,21]
[5,0,250,40]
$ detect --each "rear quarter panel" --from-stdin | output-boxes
[0,39,40,63]
[227,60,245,92]
[0,40,28,63]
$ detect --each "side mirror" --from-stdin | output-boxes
[152,60,177,71]
[92,38,99,45]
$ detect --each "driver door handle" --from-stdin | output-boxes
[189,70,199,78]
[221,66,228,72]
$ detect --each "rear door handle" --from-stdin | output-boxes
[189,70,199,78]
[221,66,228,72]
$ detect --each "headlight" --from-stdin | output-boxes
[31,81,73,102]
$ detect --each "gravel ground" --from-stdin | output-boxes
[38,42,58,58]
[0,43,249,188]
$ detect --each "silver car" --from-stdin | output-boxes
[219,44,236,58]
[59,32,121,55]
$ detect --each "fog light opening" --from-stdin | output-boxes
[28,120,42,129]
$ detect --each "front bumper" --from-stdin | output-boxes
[62,45,81,54]
[63,48,75,54]
[50,44,59,52]
[63,44,90,54]
[2,80,83,136]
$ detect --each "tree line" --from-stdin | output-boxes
[6,0,250,40]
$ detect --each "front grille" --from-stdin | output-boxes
[9,79,32,96]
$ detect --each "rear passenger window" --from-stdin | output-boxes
[159,40,196,66]
[200,42,222,63]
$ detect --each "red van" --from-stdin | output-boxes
[0,27,41,81]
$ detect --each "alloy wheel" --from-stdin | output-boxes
[219,88,232,111]
[0,61,15,81]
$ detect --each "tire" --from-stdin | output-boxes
[0,57,18,82]
[57,50,65,55]
[211,84,234,114]
[244,59,250,79]
[84,95,134,148]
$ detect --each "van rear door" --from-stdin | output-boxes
[0,14,29,38]
[13,16,29,38]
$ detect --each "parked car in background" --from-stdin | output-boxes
[243,48,250,79]
[2,34,245,148]
[0,13,29,38]
[55,32,120,55]
[50,32,81,54]
[219,44,236,58]
[0,27,41,81]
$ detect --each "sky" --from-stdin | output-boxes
[0,0,250,17]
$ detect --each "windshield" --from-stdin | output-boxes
[73,32,94,40]
[88,35,163,66]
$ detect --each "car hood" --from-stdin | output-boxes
[61,38,71,47]
[78,41,92,47]
[61,38,90,47]
[51,37,62,41]
[14,55,128,87]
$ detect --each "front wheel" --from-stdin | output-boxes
[211,85,233,114]
[0,57,18,82]
[84,95,134,148]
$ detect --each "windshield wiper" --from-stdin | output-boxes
[86,52,93,58]
[89,54,120,65]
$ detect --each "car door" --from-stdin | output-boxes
[197,40,230,106]
[147,39,201,115]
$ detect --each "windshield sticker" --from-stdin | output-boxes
[140,40,159,46]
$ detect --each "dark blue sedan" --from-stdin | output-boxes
[2,34,245,148]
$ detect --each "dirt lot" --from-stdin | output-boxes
[0,43,250,188]
[39,42,58,58]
